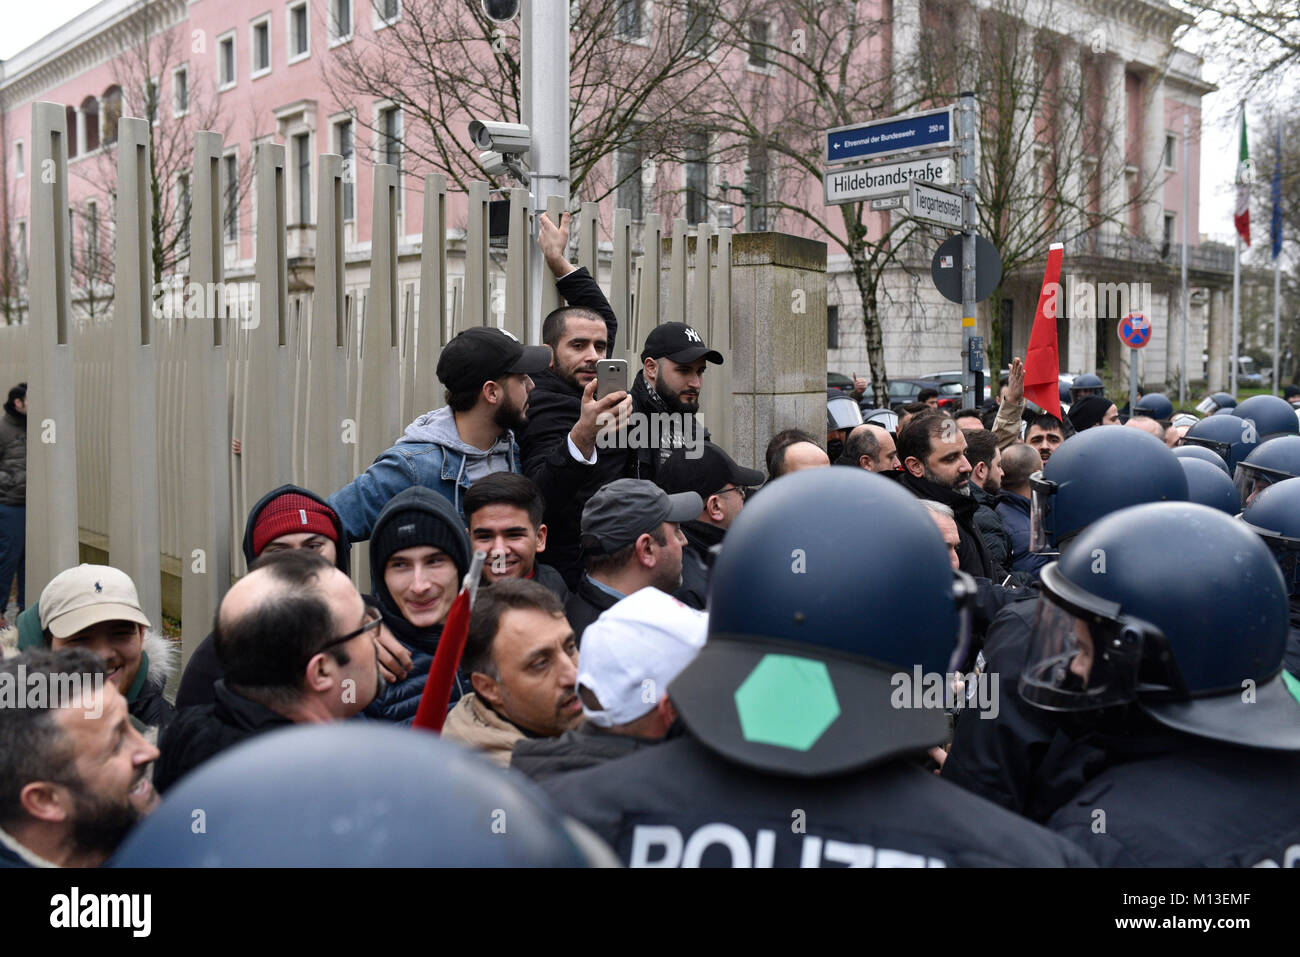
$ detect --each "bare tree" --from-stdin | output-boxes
[1178,0,1300,92]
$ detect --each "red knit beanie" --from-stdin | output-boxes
[252,493,340,556]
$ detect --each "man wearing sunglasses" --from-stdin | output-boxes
[655,443,762,610]
[154,550,385,793]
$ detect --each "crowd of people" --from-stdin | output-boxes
[2,217,1299,867]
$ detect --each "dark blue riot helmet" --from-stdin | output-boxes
[1172,443,1231,475]
[109,725,614,866]
[1069,373,1104,404]
[1133,392,1174,422]
[1179,457,1240,515]
[1196,391,1237,415]
[1181,413,1260,471]
[1232,394,1300,440]
[827,389,864,460]
[1240,478,1300,596]
[1233,435,1300,507]
[1021,503,1297,750]
[1029,426,1188,554]
[671,467,977,777]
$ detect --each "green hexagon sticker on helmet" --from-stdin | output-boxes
[734,654,841,750]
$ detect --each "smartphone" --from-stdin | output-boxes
[595,359,628,400]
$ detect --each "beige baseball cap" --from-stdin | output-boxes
[39,564,151,639]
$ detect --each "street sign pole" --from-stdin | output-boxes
[959,92,977,409]
[1130,347,1138,417]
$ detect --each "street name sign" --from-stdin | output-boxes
[909,181,964,229]
[824,155,955,206]
[825,107,956,165]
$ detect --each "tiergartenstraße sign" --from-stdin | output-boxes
[824,155,955,205]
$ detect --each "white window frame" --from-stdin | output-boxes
[615,139,646,223]
[332,112,357,223]
[683,0,716,60]
[329,0,354,46]
[745,17,775,74]
[374,102,404,210]
[222,148,241,245]
[373,0,401,31]
[287,1,310,63]
[1163,132,1177,171]
[292,130,313,225]
[14,140,24,178]
[682,133,710,226]
[250,15,273,79]
[172,64,189,117]
[614,0,649,45]
[217,30,237,90]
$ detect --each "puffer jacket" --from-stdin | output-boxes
[0,408,25,506]
[969,482,1013,571]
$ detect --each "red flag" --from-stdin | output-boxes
[1024,243,1064,424]
[412,552,486,733]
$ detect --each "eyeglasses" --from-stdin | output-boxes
[314,598,383,660]
[717,485,748,501]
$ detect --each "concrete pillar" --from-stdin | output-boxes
[1141,75,1167,242]
[415,173,447,413]
[1101,55,1129,230]
[729,233,827,471]
[1207,286,1229,392]
[890,0,921,109]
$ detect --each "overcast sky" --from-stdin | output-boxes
[0,1,1273,244]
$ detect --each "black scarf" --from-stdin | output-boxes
[374,596,444,656]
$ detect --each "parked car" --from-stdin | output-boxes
[828,372,855,392]
[921,371,992,404]
[859,378,938,412]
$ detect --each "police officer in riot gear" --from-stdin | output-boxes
[1132,392,1173,423]
[1179,457,1240,515]
[826,389,864,461]
[111,724,617,866]
[1027,503,1300,866]
[941,426,1189,819]
[1239,477,1300,677]
[1232,393,1300,439]
[1233,435,1300,507]
[1068,373,1104,405]
[1171,443,1230,474]
[1180,413,1260,471]
[543,468,1094,867]
[1195,391,1236,415]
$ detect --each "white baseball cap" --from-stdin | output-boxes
[39,564,151,639]
[577,587,707,728]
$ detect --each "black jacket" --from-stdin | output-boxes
[627,369,711,484]
[1048,734,1300,866]
[518,268,623,589]
[528,561,571,604]
[968,482,1012,570]
[564,575,621,644]
[175,484,350,711]
[674,520,723,610]
[0,407,25,506]
[511,723,656,783]
[893,471,1000,580]
[544,732,1095,867]
[155,680,294,793]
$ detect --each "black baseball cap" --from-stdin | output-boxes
[640,322,723,365]
[657,442,764,501]
[436,327,552,394]
[580,479,702,556]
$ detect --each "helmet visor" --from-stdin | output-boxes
[1233,463,1285,508]
[1181,435,1231,465]
[1195,395,1220,415]
[1029,473,1057,554]
[1019,565,1145,712]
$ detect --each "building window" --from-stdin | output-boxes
[748,18,770,68]
[380,106,402,209]
[747,145,768,231]
[376,0,400,28]
[67,208,75,273]
[684,133,708,225]
[827,305,839,349]
[145,77,160,125]
[218,31,237,89]
[335,118,355,221]
[16,221,27,280]
[1163,133,1177,170]
[66,107,79,158]
[86,201,99,275]
[223,152,240,242]
[685,1,711,56]
[616,129,645,222]
[288,2,310,61]
[81,98,100,151]
[615,0,644,39]
[101,86,123,144]
[251,17,272,77]
[1163,212,1176,257]
[177,173,192,257]
[331,0,353,43]
[14,140,24,177]
[295,133,311,224]
[173,65,189,116]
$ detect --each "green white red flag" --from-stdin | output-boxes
[1235,108,1251,247]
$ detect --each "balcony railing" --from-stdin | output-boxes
[1064,229,1234,274]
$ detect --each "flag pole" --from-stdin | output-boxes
[1232,233,1241,396]
[1273,122,1283,394]
[1274,249,1282,395]
[1180,112,1189,405]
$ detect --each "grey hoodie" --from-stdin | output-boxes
[400,406,513,487]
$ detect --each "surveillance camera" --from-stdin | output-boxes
[478,150,529,186]
[481,0,520,21]
[468,119,531,155]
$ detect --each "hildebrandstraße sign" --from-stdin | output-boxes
[824,155,955,205]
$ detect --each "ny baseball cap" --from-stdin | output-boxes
[580,479,702,556]
[640,322,723,365]
[657,442,764,501]
[436,326,552,395]
[577,587,707,728]
[39,564,151,640]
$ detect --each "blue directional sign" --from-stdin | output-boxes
[825,107,955,165]
[1118,313,1151,349]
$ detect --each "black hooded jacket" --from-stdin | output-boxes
[175,484,351,710]
[892,470,999,580]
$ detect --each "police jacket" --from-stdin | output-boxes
[517,268,622,589]
[1048,734,1300,866]
[511,723,657,783]
[543,732,1095,867]
[564,575,621,645]
[673,520,722,611]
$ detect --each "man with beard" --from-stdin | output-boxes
[632,322,723,477]
[154,550,385,792]
[0,648,160,868]
[962,428,1013,571]
[330,325,553,541]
